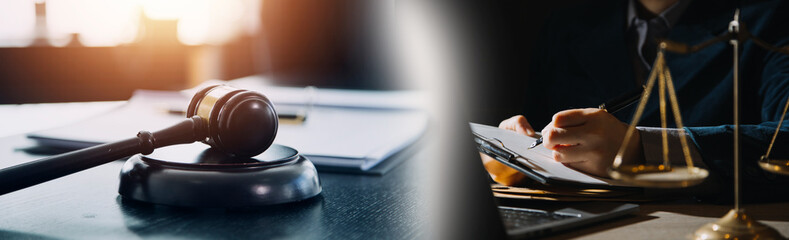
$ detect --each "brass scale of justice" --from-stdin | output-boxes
[604,9,789,240]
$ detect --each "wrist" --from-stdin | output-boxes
[621,128,646,166]
[636,127,707,169]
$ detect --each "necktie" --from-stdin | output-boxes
[641,18,669,68]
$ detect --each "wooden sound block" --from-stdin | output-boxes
[118,143,321,208]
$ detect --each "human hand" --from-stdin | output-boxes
[480,115,535,186]
[498,115,536,136]
[541,108,644,177]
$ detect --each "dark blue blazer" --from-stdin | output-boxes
[524,0,789,199]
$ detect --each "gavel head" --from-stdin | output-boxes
[186,85,278,158]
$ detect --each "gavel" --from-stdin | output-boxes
[0,85,278,195]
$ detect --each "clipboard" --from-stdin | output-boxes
[470,123,640,190]
[473,131,551,185]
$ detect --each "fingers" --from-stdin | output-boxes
[498,115,536,137]
[551,144,594,163]
[515,117,536,136]
[542,108,610,149]
[540,108,628,178]
[553,145,613,177]
[551,108,604,128]
[541,126,586,149]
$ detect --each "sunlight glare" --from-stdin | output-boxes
[140,0,191,20]
[47,0,139,47]
[3,0,259,47]
[177,0,245,46]
[0,0,36,47]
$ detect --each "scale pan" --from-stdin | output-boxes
[608,165,708,188]
[758,159,789,175]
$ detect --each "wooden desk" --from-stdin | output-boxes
[0,103,787,239]
[542,199,789,239]
[492,198,788,240]
[0,135,428,239]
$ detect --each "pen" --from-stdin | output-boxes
[528,85,645,149]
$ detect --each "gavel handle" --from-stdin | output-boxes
[0,117,205,196]
[0,136,144,195]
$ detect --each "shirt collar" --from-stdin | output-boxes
[627,0,692,29]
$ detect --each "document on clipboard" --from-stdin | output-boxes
[470,123,637,188]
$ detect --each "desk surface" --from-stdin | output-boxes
[0,134,429,239]
[539,200,789,239]
[0,102,788,239]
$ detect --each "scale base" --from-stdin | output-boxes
[694,209,784,240]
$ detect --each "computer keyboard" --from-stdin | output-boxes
[498,207,580,229]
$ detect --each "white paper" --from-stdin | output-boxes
[27,91,189,147]
[186,76,426,110]
[276,109,427,170]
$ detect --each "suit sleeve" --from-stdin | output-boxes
[685,8,789,201]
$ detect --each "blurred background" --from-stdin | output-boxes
[0,0,614,238]
[0,0,400,104]
[454,0,588,126]
[0,0,589,119]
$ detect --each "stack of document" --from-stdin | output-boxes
[28,78,428,174]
